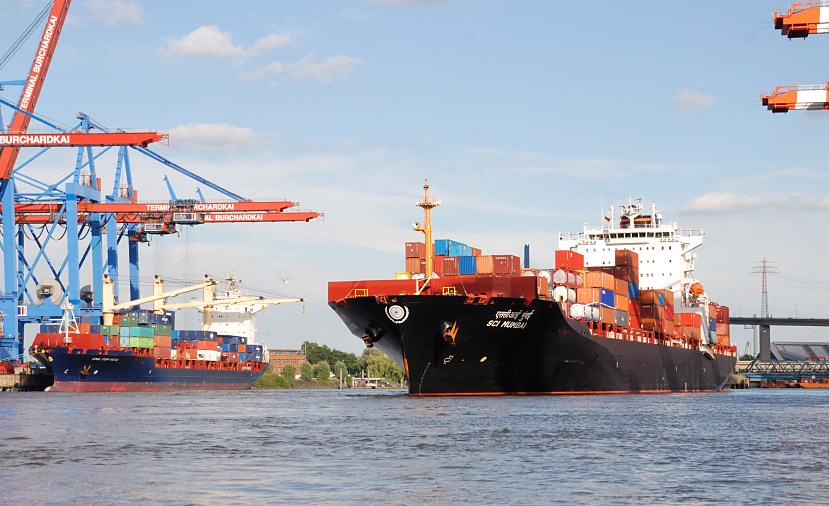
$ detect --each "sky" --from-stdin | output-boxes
[2,0,829,357]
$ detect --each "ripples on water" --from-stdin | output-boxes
[1,389,828,504]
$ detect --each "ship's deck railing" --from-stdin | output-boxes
[559,227,703,242]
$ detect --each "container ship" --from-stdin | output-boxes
[30,273,299,392]
[328,182,737,395]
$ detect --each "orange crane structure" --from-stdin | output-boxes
[0,1,319,363]
[762,2,829,112]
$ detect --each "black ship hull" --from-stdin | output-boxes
[330,295,736,395]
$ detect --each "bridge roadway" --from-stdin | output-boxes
[729,318,829,384]
[730,317,829,327]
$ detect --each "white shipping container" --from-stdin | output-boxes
[197,350,221,361]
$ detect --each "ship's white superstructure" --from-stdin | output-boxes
[559,199,718,344]
[199,272,304,364]
[559,199,703,297]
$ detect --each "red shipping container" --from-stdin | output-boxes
[555,250,584,271]
[432,257,444,275]
[198,340,217,350]
[108,335,120,348]
[471,247,482,257]
[664,304,675,322]
[179,349,198,360]
[614,249,639,267]
[153,346,172,359]
[612,265,636,283]
[493,255,520,274]
[628,300,642,317]
[641,304,664,320]
[405,242,426,259]
[441,256,460,276]
[405,257,424,274]
[716,305,730,324]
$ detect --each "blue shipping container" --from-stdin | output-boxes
[600,288,615,308]
[459,256,477,275]
[657,292,665,306]
[434,239,450,256]
[628,283,639,300]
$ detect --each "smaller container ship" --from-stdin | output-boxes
[30,273,300,392]
[328,181,737,395]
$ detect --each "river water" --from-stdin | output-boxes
[1,388,827,504]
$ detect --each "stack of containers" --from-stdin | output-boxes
[716,305,731,346]
[639,289,674,335]
[674,312,702,341]
[405,242,427,275]
[552,250,584,316]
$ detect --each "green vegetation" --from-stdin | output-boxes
[361,348,405,385]
[303,341,361,375]
[253,372,293,389]
[300,361,314,381]
[254,342,405,389]
[739,354,755,361]
[313,361,331,379]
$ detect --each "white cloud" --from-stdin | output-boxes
[163,26,247,58]
[168,123,262,151]
[287,54,361,83]
[242,55,361,84]
[675,89,715,112]
[683,192,829,214]
[249,34,293,55]
[163,26,292,59]
[83,0,143,26]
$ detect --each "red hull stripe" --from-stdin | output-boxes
[47,382,254,393]
[409,389,720,397]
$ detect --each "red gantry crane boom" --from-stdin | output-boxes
[772,1,829,38]
[0,1,320,365]
[762,2,829,112]
[0,0,71,180]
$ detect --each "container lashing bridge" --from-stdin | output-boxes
[0,0,320,363]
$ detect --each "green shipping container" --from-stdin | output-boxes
[150,323,173,335]
[129,326,154,337]
[128,335,154,348]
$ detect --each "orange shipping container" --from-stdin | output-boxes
[641,304,664,320]
[600,306,615,325]
[614,278,628,296]
[154,334,172,348]
[616,294,629,312]
[585,270,615,290]
[476,255,494,275]
[471,247,482,257]
[576,287,602,304]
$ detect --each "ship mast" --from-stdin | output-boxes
[413,179,440,278]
